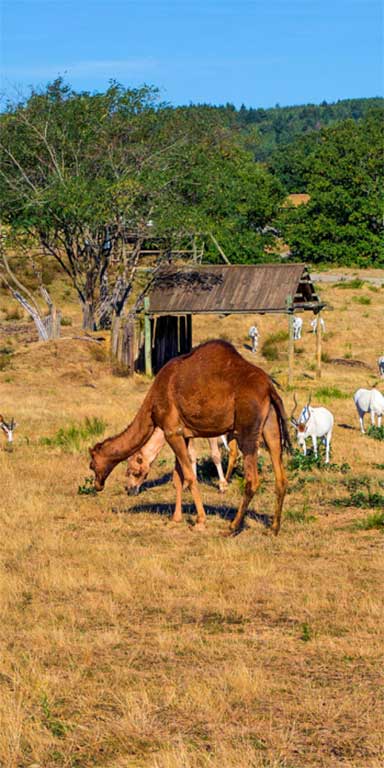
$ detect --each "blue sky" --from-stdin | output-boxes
[1,0,382,108]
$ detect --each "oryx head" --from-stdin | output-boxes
[290,394,312,446]
[0,415,17,447]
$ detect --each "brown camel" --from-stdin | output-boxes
[89,340,291,535]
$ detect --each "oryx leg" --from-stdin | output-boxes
[208,437,228,492]
[325,432,332,464]
[312,435,318,457]
[187,439,198,478]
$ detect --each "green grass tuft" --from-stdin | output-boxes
[352,511,384,531]
[40,416,107,452]
[314,386,349,401]
[367,425,384,441]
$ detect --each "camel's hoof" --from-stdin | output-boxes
[222,527,241,538]
[188,522,207,533]
[169,518,183,525]
[219,482,228,493]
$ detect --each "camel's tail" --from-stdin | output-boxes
[269,385,293,455]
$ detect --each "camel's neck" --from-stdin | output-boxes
[100,397,155,462]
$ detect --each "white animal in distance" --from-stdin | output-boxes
[353,388,384,433]
[290,395,334,463]
[293,316,303,340]
[0,415,17,448]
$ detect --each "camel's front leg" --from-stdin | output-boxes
[166,433,207,529]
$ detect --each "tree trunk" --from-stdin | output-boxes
[82,301,96,331]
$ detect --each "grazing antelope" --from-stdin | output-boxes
[90,340,291,536]
[353,388,384,433]
[0,415,17,448]
[290,395,334,463]
[310,317,326,334]
[293,316,303,340]
[378,356,384,378]
[248,324,259,354]
[125,428,231,495]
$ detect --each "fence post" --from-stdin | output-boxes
[143,297,152,377]
[316,312,322,379]
[286,295,294,387]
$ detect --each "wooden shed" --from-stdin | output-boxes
[139,263,325,380]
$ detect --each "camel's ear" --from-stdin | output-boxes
[89,447,94,457]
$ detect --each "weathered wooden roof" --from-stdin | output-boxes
[146,264,323,315]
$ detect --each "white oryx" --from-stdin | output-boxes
[248,324,259,354]
[311,316,326,334]
[290,395,334,463]
[353,388,384,433]
[293,316,303,340]
[378,356,384,378]
[0,415,17,447]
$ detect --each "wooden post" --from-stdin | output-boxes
[143,297,152,377]
[286,295,294,387]
[316,312,322,379]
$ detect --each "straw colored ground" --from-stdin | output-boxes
[0,265,383,768]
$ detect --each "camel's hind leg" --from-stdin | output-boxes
[263,407,288,536]
[225,438,238,483]
[165,433,207,528]
[228,429,261,534]
[171,459,184,522]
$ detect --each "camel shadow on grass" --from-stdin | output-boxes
[112,500,271,530]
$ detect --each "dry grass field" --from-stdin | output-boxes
[0,267,383,768]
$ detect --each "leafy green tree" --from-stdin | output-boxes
[277,111,384,266]
[0,82,285,326]
[0,79,163,327]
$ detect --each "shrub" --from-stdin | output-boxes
[335,490,384,509]
[288,448,350,473]
[333,279,364,289]
[367,425,384,441]
[352,295,371,305]
[78,476,97,495]
[61,316,73,326]
[261,330,289,361]
[352,511,384,530]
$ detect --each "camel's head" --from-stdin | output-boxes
[89,444,111,491]
[125,451,150,496]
